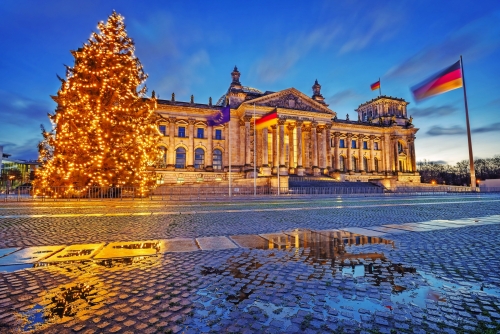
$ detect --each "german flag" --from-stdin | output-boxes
[370,80,380,91]
[255,109,278,130]
[411,60,462,101]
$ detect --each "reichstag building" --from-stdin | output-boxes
[154,67,420,187]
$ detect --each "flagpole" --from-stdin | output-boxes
[253,103,256,196]
[378,77,382,96]
[228,101,232,197]
[460,55,476,191]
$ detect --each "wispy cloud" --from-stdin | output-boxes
[426,122,500,136]
[474,122,500,134]
[409,105,458,117]
[338,9,402,54]
[255,27,340,83]
[1,137,41,160]
[327,89,361,106]
[155,49,211,99]
[426,125,465,136]
[387,12,500,80]
[0,90,52,127]
[255,3,404,83]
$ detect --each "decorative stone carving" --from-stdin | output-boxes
[261,93,322,112]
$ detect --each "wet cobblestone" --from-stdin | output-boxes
[0,195,499,333]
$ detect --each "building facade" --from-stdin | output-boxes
[154,67,420,186]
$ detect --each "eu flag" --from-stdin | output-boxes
[208,105,230,126]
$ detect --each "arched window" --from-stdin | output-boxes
[213,149,223,170]
[339,156,345,172]
[374,158,379,172]
[363,157,368,171]
[175,147,186,169]
[398,142,404,153]
[159,146,167,167]
[194,148,205,169]
[352,156,358,172]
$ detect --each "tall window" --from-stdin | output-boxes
[398,142,404,153]
[196,128,204,139]
[194,148,205,169]
[363,141,368,149]
[363,157,368,171]
[352,140,356,149]
[213,149,222,170]
[215,129,222,140]
[340,156,345,172]
[374,142,379,150]
[175,147,186,169]
[339,139,345,148]
[352,156,358,171]
[374,158,379,172]
[159,125,167,136]
[178,127,186,138]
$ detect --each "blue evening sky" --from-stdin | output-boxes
[1,0,499,164]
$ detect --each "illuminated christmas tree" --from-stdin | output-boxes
[35,11,160,194]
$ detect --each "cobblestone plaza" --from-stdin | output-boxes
[1,194,500,333]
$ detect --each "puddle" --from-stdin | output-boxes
[93,240,161,259]
[188,229,500,332]
[22,304,44,331]
[95,255,158,268]
[46,283,97,318]
[22,282,99,330]
[42,243,105,263]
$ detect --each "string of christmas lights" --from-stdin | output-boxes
[34,11,161,196]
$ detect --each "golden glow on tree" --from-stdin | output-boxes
[34,11,160,194]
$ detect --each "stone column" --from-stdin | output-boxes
[206,125,214,171]
[346,133,353,172]
[167,117,176,170]
[317,126,325,174]
[325,124,332,172]
[244,115,252,168]
[303,125,311,173]
[383,133,390,174]
[271,125,278,174]
[287,123,295,174]
[278,118,287,175]
[261,127,271,175]
[239,119,246,169]
[333,132,340,171]
[408,136,417,172]
[187,118,195,171]
[296,121,305,176]
[358,134,365,173]
[369,135,375,173]
[311,122,318,168]
[393,136,400,172]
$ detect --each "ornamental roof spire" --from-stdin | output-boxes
[231,66,241,86]
[312,79,326,105]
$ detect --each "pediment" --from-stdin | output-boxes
[243,88,334,115]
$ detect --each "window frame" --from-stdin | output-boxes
[178,126,186,138]
[196,128,204,139]
[215,129,222,140]
[213,149,223,170]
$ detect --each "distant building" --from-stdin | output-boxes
[0,146,39,188]
[152,67,420,186]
